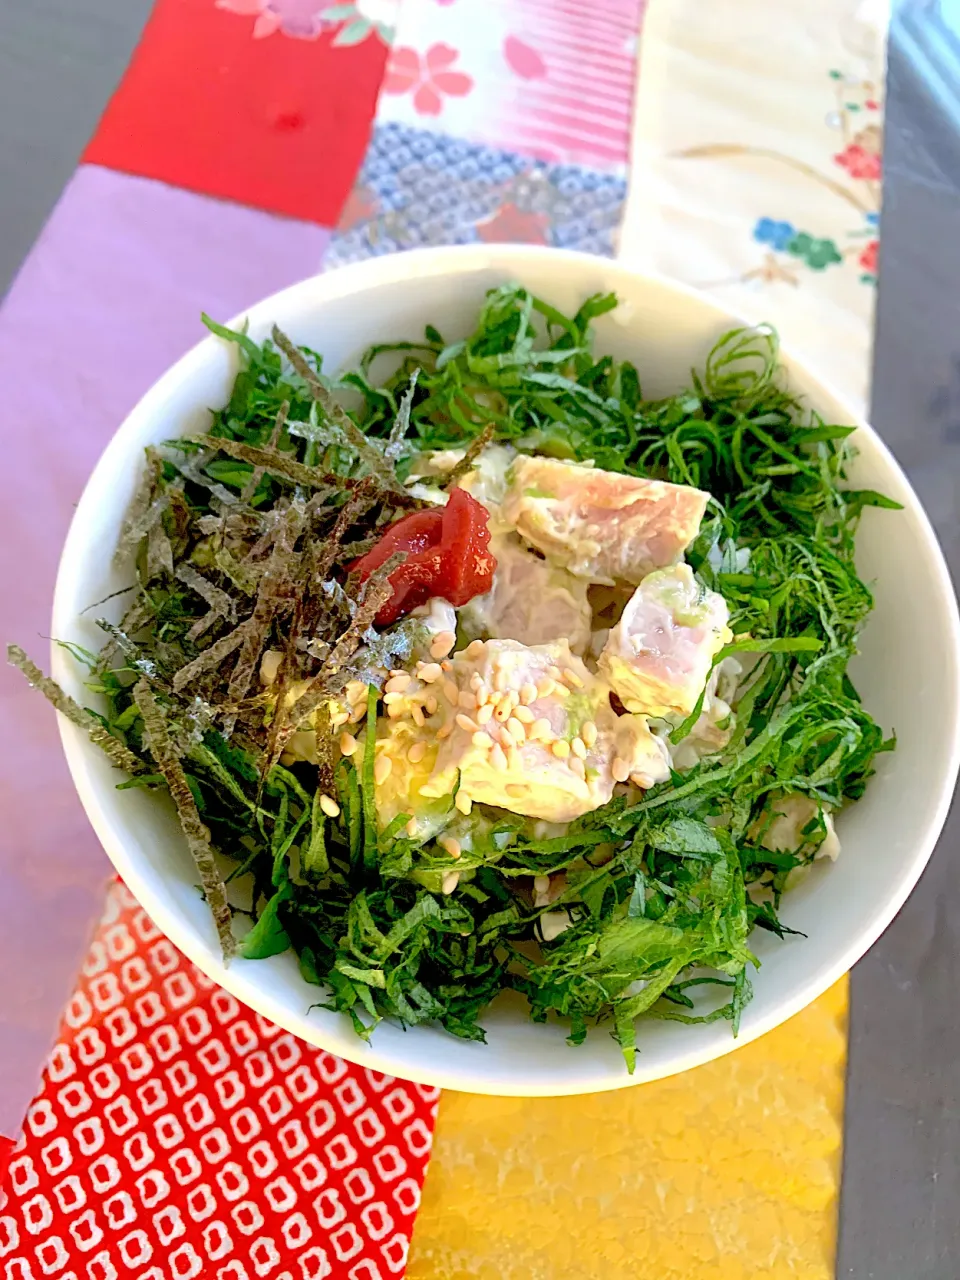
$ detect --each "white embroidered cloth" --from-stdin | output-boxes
[621,0,888,412]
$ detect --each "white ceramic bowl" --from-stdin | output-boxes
[52,245,960,1096]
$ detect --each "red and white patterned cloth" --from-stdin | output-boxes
[0,883,438,1280]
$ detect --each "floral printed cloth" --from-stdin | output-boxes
[0,883,438,1280]
[327,0,643,263]
[621,0,887,411]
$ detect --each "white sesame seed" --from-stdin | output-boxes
[383,690,405,705]
[612,757,630,783]
[374,755,392,785]
[385,673,411,693]
[533,876,550,894]
[514,705,535,724]
[418,662,443,684]
[506,717,526,743]
[319,794,340,818]
[330,709,349,728]
[439,836,461,859]
[490,743,508,771]
[465,640,484,659]
[494,669,508,692]
[437,721,453,740]
[551,740,570,759]
[345,680,366,706]
[442,680,460,704]
[476,703,494,725]
[458,689,477,709]
[441,871,460,894]
[455,791,473,816]
[406,817,418,838]
[411,704,426,728]
[470,672,484,692]
[563,668,584,688]
[581,720,598,748]
[537,678,555,699]
[389,668,406,679]
[549,666,563,681]
[425,694,439,716]
[553,683,570,699]
[472,731,493,749]
[339,732,358,756]
[500,725,519,749]
[407,741,427,764]
[386,703,404,720]
[530,717,553,743]
[349,704,367,723]
[456,713,479,734]
[430,631,456,659]
[571,736,587,759]
[520,682,539,706]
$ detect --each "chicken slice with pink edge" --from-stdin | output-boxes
[501,455,709,584]
[599,564,732,718]
[458,533,593,654]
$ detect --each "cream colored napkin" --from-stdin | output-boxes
[620,0,888,412]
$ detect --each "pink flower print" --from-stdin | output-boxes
[476,202,549,245]
[383,43,473,116]
[215,0,329,39]
[859,239,879,275]
[834,142,882,181]
[504,35,547,80]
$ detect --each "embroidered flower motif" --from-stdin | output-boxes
[834,142,881,181]
[786,232,843,271]
[859,239,879,276]
[383,43,473,116]
[753,217,796,252]
[476,202,550,245]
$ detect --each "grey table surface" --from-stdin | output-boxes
[1,1,958,1275]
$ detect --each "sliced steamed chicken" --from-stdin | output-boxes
[458,533,593,655]
[599,564,732,718]
[500,455,709,584]
[418,638,669,823]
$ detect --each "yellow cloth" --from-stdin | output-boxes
[409,982,846,1280]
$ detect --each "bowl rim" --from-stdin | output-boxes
[51,243,960,1095]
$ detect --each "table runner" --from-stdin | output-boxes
[325,1,884,1275]
[0,0,885,1276]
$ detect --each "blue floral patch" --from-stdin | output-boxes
[327,121,627,266]
[753,217,797,251]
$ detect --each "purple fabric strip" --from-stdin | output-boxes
[0,164,330,1135]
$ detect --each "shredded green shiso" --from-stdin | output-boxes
[11,285,898,1071]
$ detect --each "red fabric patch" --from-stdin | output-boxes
[0,881,437,1278]
[84,0,389,226]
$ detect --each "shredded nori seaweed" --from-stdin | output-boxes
[8,644,144,774]
[133,679,236,957]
